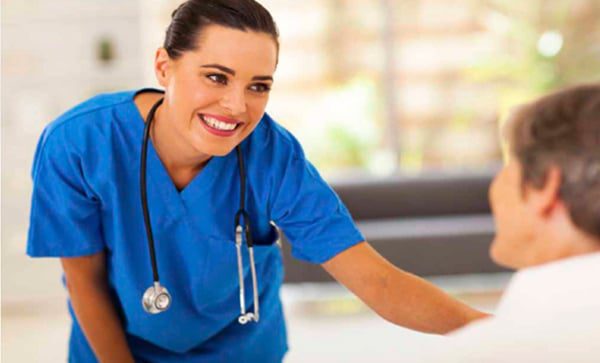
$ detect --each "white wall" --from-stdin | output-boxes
[1,0,147,303]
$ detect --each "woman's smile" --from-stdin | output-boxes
[198,113,244,137]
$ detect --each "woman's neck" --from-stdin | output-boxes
[152,104,211,170]
[138,93,211,190]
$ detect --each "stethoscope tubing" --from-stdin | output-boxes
[140,97,259,322]
[140,97,164,284]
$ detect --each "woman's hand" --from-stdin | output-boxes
[322,241,489,334]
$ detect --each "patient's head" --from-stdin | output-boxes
[489,84,600,269]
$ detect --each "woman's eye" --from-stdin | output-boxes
[249,83,271,93]
[206,74,228,85]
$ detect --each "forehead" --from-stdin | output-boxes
[501,106,524,143]
[498,108,519,163]
[188,24,278,75]
[500,104,533,160]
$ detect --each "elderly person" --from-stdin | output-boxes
[416,84,600,363]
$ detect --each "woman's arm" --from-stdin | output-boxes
[321,241,489,334]
[61,252,135,363]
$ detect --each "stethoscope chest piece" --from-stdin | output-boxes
[142,282,172,314]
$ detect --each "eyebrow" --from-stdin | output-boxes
[200,64,273,82]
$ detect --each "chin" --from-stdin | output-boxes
[490,238,520,269]
[211,148,235,157]
[194,142,236,157]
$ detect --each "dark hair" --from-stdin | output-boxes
[510,84,600,238]
[163,0,279,60]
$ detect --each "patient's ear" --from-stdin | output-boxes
[526,166,562,218]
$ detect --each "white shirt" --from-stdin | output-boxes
[415,252,600,363]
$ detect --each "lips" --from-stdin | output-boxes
[198,113,243,137]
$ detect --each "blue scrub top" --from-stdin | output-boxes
[27,89,364,362]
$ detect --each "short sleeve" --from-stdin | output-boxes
[27,126,105,257]
[269,139,364,264]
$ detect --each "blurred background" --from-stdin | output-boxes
[2,0,600,361]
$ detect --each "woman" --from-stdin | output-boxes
[27,1,486,362]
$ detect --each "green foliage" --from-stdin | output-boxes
[468,0,600,108]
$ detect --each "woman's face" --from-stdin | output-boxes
[155,24,278,156]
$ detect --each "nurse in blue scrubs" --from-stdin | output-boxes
[27,1,487,362]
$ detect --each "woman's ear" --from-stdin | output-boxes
[154,48,171,87]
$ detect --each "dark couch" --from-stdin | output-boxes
[281,171,508,283]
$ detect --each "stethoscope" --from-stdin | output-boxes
[140,98,260,325]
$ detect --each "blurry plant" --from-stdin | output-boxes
[463,0,600,165]
[97,37,116,65]
[296,76,382,174]
[468,0,600,113]
[450,108,478,132]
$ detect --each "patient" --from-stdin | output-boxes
[416,84,600,362]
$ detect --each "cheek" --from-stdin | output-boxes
[489,172,517,264]
[191,91,220,113]
[240,98,269,132]
[489,178,535,268]
[175,75,221,110]
[489,174,505,217]
[247,96,269,119]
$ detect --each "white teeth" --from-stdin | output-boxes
[201,115,237,131]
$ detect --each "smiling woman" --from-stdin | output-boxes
[26,0,487,362]
[141,23,278,188]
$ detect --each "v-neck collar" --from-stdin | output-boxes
[124,88,227,219]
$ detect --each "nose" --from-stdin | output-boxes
[220,86,247,116]
[488,170,503,213]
